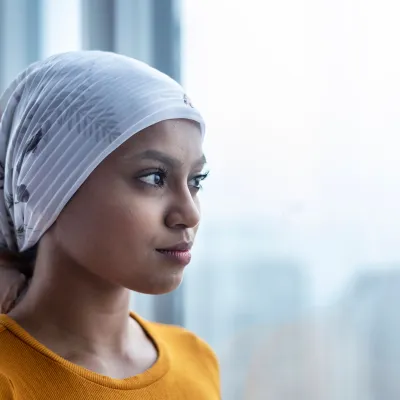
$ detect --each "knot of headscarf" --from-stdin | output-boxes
[0,50,205,256]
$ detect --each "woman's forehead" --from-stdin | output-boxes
[115,119,203,156]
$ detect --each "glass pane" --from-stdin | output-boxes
[182,0,400,398]
[41,0,82,58]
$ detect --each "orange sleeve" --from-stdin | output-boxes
[0,373,15,399]
[175,327,220,395]
[195,335,220,395]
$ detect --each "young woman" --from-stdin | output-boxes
[0,51,219,399]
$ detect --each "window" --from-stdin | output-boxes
[182,0,400,398]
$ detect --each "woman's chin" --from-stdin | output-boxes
[126,271,184,295]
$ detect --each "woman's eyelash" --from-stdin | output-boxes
[138,167,168,188]
[195,171,209,181]
[190,171,210,189]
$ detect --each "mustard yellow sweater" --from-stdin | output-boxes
[0,313,220,399]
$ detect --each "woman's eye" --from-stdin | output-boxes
[139,172,165,187]
[189,173,209,190]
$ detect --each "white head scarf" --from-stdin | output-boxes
[0,51,205,253]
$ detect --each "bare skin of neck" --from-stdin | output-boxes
[8,247,158,379]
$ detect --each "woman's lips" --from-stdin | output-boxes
[156,248,192,265]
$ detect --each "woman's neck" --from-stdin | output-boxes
[9,251,134,356]
[8,247,159,379]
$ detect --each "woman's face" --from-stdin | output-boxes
[44,119,207,294]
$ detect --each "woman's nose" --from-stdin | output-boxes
[164,190,201,229]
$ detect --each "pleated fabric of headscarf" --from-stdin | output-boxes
[0,51,205,253]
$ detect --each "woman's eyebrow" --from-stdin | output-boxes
[194,154,207,168]
[133,150,207,169]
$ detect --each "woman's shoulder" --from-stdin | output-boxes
[0,314,19,358]
[0,316,14,347]
[148,320,219,390]
[0,318,17,397]
[0,371,14,398]
[138,315,219,372]
[152,320,216,354]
